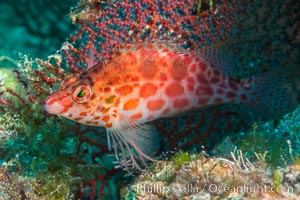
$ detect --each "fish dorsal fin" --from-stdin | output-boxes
[106,121,160,171]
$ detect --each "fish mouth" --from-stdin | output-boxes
[44,96,64,115]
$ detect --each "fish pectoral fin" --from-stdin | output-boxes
[106,123,160,171]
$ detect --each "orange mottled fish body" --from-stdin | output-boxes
[46,43,243,126]
[45,42,297,170]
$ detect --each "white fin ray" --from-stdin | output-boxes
[106,122,160,171]
[111,128,141,171]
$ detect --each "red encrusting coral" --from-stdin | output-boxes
[64,0,237,72]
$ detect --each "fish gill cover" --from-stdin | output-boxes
[0,0,299,199]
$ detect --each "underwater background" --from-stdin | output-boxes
[0,0,299,199]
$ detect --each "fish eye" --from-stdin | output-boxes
[77,89,86,98]
[72,85,91,103]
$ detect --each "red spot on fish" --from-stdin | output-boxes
[196,86,213,96]
[130,112,143,121]
[74,117,83,121]
[115,85,133,95]
[94,116,101,120]
[210,77,220,84]
[140,56,157,79]
[171,59,187,81]
[197,74,209,84]
[198,62,207,71]
[123,98,139,110]
[90,94,96,100]
[104,87,111,92]
[217,89,225,94]
[187,77,195,84]
[190,63,197,72]
[219,83,226,88]
[102,107,110,114]
[157,57,168,68]
[213,69,221,76]
[68,114,73,118]
[139,49,147,57]
[125,52,137,65]
[132,76,139,82]
[105,123,113,128]
[214,97,223,103]
[207,70,212,76]
[102,115,110,122]
[198,98,209,105]
[204,87,214,95]
[187,85,193,92]
[147,99,165,111]
[96,105,102,112]
[240,94,247,101]
[115,98,121,107]
[82,103,90,109]
[183,55,192,65]
[147,115,154,120]
[160,73,168,81]
[162,108,170,115]
[157,44,163,49]
[165,83,184,97]
[60,107,69,114]
[147,44,154,49]
[46,97,56,105]
[226,91,237,98]
[140,83,158,98]
[80,112,87,117]
[136,44,143,50]
[162,48,169,53]
[174,98,189,108]
[167,52,176,59]
[229,81,239,90]
[187,77,195,91]
[124,44,132,49]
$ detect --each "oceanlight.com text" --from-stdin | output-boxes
[127,183,293,195]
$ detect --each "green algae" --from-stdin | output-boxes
[171,151,195,169]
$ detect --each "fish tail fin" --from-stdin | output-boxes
[240,69,299,119]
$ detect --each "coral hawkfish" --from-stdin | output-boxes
[45,42,297,170]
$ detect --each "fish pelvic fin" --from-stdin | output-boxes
[106,122,161,172]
